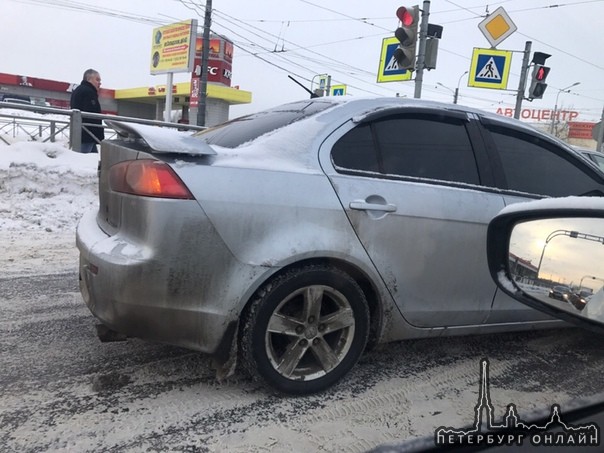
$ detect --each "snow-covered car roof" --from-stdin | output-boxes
[199,97,546,173]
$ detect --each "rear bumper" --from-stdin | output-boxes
[76,206,267,354]
[79,256,232,352]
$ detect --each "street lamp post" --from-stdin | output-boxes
[536,229,579,279]
[437,71,468,105]
[537,229,604,283]
[436,82,454,101]
[579,275,604,293]
[454,70,468,104]
[549,82,580,134]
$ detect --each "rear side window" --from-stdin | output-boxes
[193,100,335,148]
[331,123,379,172]
[489,129,602,197]
[332,114,480,186]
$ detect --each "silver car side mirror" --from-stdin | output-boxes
[487,198,604,333]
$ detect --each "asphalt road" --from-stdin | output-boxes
[2,271,604,452]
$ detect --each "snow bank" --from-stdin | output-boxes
[0,141,98,232]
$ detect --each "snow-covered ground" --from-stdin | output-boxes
[0,139,98,276]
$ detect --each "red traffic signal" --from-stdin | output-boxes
[528,64,550,100]
[535,66,550,81]
[396,6,418,27]
[394,5,419,71]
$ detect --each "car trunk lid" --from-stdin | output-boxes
[98,122,215,235]
[105,120,216,156]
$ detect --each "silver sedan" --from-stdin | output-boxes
[77,97,604,394]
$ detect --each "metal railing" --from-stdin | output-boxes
[0,102,207,151]
[0,109,71,145]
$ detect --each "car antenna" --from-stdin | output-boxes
[287,75,320,99]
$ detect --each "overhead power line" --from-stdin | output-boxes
[9,0,604,106]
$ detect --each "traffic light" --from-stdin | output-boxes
[528,64,550,99]
[394,5,419,71]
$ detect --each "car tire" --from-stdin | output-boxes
[240,264,370,395]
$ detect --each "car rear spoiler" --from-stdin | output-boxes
[105,120,216,156]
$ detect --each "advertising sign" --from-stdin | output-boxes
[568,122,596,140]
[191,36,233,88]
[150,20,197,75]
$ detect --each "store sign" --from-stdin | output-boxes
[191,36,234,88]
[0,72,114,97]
[189,78,200,108]
[496,107,579,122]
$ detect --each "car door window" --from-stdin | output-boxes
[331,123,380,172]
[489,129,602,197]
[331,114,480,186]
[374,116,480,185]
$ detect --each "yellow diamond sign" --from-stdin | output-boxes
[478,7,517,48]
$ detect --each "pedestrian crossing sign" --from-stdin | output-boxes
[331,84,347,96]
[469,48,512,90]
[377,37,412,83]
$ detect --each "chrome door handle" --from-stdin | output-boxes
[349,201,397,212]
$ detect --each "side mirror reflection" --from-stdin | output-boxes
[509,218,604,323]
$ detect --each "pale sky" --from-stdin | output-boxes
[3,0,604,120]
[510,217,604,289]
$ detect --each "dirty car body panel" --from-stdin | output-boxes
[77,97,604,394]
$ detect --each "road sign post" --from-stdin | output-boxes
[413,0,431,99]
[514,41,532,119]
[597,108,604,152]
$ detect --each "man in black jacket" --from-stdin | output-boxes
[70,69,104,153]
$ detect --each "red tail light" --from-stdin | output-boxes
[109,160,194,199]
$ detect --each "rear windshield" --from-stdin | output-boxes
[193,100,335,148]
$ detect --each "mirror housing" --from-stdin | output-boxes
[487,197,604,333]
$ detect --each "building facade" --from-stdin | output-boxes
[0,36,251,126]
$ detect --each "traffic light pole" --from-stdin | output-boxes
[414,0,430,99]
[513,41,532,119]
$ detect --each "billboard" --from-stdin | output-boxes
[150,20,197,75]
[192,36,233,85]
[188,35,235,107]
[568,122,596,140]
